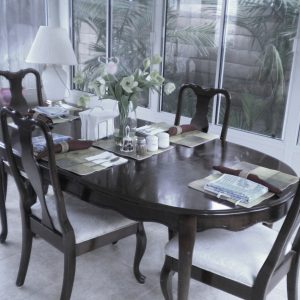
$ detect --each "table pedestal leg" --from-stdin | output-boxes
[177,215,197,300]
[0,159,8,243]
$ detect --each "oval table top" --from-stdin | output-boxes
[55,138,297,230]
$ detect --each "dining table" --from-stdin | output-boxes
[0,119,297,300]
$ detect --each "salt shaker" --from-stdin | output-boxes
[121,126,134,152]
[146,135,158,152]
[136,137,147,156]
[157,132,170,148]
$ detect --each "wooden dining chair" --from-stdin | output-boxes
[0,68,45,243]
[174,84,231,142]
[160,185,300,300]
[0,68,44,113]
[0,107,147,300]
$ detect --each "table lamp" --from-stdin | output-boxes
[26,26,77,102]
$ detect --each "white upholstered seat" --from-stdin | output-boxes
[165,224,292,287]
[31,192,136,244]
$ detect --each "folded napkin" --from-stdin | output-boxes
[32,133,71,152]
[213,165,281,194]
[36,139,93,159]
[84,151,128,167]
[168,124,197,136]
[79,107,117,140]
[27,109,53,127]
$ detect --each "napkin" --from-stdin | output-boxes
[36,139,93,159]
[32,133,71,152]
[79,107,117,140]
[168,124,197,136]
[213,165,281,194]
[85,151,128,167]
[27,109,53,127]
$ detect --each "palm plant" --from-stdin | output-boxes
[232,0,300,136]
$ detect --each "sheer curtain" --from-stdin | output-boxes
[0,0,46,89]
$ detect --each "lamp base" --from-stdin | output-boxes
[42,65,67,102]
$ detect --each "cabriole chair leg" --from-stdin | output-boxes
[60,245,76,300]
[16,227,33,286]
[287,255,299,300]
[0,159,7,243]
[133,222,147,283]
[160,256,174,300]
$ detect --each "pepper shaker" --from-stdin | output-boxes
[136,137,147,156]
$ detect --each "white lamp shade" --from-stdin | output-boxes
[26,26,77,65]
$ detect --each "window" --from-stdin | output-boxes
[72,0,299,139]
[72,0,155,106]
[0,0,47,88]
[162,0,299,139]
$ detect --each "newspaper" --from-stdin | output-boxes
[204,174,268,205]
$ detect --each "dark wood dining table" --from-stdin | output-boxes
[0,120,297,300]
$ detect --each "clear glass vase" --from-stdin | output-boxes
[113,101,137,146]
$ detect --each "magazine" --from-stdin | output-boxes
[204,174,269,205]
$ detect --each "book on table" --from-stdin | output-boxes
[204,174,269,205]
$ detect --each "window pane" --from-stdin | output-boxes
[162,0,222,117]
[0,0,46,88]
[112,0,155,107]
[221,0,299,138]
[72,0,107,90]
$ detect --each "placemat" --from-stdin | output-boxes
[52,115,79,124]
[170,130,218,147]
[188,161,299,208]
[50,147,127,176]
[136,122,171,135]
[93,139,174,161]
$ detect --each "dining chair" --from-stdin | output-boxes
[0,107,147,300]
[0,68,44,243]
[174,84,231,142]
[0,68,44,113]
[160,185,300,300]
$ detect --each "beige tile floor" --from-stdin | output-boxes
[0,177,296,299]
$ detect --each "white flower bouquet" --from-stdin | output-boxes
[90,54,175,111]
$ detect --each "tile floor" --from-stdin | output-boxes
[0,177,296,299]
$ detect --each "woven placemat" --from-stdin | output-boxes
[189,161,298,208]
[93,139,174,161]
[170,130,218,147]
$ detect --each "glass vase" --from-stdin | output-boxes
[113,101,137,146]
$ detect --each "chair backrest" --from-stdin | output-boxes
[0,69,44,114]
[175,84,231,141]
[254,184,300,294]
[0,107,72,234]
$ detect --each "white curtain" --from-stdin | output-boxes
[0,0,46,88]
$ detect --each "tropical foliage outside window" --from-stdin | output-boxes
[72,0,154,106]
[72,0,299,139]
[163,0,299,138]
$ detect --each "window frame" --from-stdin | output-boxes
[67,0,300,172]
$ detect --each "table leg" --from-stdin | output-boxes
[177,215,197,300]
[0,159,8,243]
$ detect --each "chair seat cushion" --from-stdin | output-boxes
[165,224,292,287]
[31,192,137,244]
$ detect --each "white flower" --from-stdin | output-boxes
[164,82,176,95]
[143,58,151,69]
[120,75,138,93]
[105,61,118,75]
